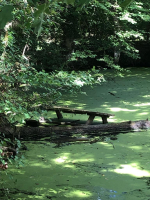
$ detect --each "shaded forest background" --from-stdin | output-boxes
[1,0,150,74]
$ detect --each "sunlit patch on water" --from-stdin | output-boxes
[110,108,137,112]
[114,164,150,177]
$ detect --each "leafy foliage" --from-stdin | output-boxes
[0,5,13,29]
[0,63,101,123]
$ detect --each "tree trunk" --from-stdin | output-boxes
[112,1,121,64]
[1,119,149,140]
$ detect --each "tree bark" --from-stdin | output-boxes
[1,119,149,140]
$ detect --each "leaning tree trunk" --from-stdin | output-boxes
[112,1,121,64]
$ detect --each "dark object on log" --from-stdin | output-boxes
[46,106,115,124]
[25,119,40,127]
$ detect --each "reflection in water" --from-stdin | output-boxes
[96,187,126,200]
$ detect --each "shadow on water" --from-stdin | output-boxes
[1,68,150,199]
[58,67,150,123]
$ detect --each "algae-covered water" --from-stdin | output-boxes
[1,67,150,200]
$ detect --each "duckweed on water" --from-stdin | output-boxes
[1,68,150,200]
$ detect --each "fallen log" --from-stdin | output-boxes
[1,119,149,140]
[0,120,150,139]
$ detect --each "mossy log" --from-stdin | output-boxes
[0,119,149,140]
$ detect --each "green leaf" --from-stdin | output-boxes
[33,15,43,37]
[64,0,75,5]
[34,4,46,18]
[2,160,5,165]
[33,3,49,36]
[27,0,39,6]
[120,0,134,10]
[27,0,34,5]
[76,0,90,8]
[0,5,13,29]
[34,3,50,19]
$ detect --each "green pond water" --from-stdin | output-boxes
[1,67,150,200]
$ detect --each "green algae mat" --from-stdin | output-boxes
[1,67,150,200]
